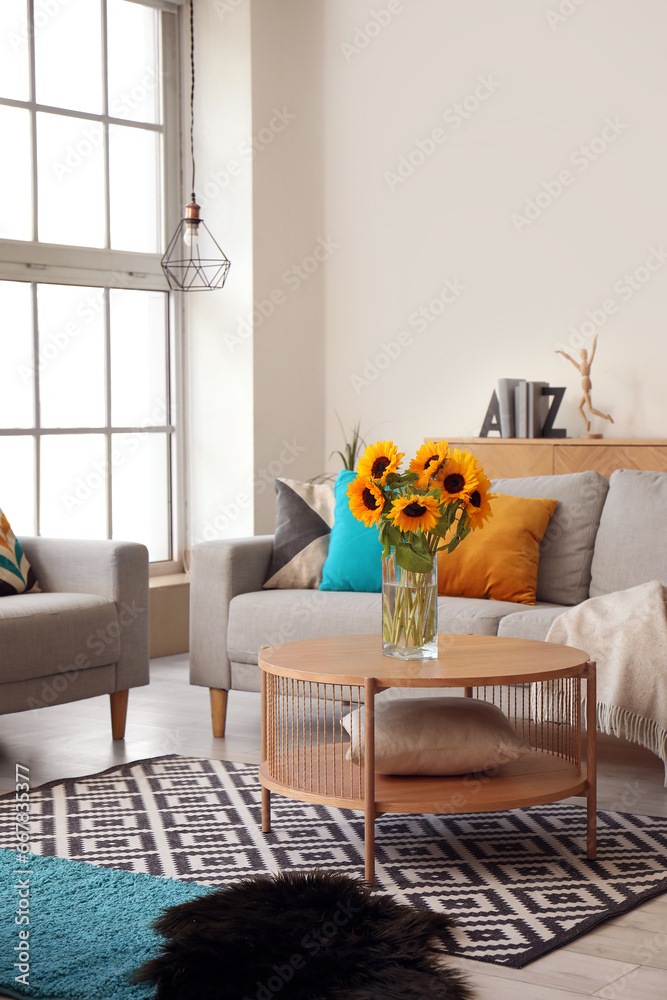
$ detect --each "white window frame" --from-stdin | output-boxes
[0,0,186,575]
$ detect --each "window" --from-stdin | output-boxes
[0,0,181,566]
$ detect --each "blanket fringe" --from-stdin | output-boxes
[590,699,667,787]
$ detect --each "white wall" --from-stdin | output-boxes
[250,0,326,533]
[186,0,326,545]
[187,0,667,547]
[186,0,254,547]
[321,0,667,468]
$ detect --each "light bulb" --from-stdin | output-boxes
[183,221,199,248]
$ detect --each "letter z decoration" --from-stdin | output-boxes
[541,386,567,438]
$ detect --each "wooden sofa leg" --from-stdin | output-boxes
[210,688,228,738]
[109,690,129,740]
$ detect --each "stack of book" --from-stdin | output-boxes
[497,379,551,438]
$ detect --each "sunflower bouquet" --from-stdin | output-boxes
[347,439,494,658]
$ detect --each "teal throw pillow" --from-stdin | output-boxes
[319,470,383,592]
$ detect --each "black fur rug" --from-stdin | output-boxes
[132,869,475,999]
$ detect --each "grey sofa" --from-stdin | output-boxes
[190,468,667,735]
[0,538,150,738]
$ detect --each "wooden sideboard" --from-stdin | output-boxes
[431,439,667,480]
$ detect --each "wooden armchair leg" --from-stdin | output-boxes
[210,688,229,738]
[109,689,129,740]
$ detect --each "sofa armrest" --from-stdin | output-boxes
[18,537,149,690]
[189,536,274,690]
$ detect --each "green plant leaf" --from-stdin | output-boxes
[430,522,449,539]
[383,523,403,547]
[378,523,392,560]
[393,543,433,574]
[329,415,366,471]
[382,472,402,488]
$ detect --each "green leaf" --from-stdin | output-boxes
[329,414,366,470]
[430,523,449,540]
[384,523,403,547]
[412,531,431,556]
[378,523,392,561]
[393,542,433,574]
[446,520,472,552]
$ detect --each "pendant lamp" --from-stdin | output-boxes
[161,0,231,291]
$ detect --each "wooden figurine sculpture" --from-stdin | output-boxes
[555,334,614,435]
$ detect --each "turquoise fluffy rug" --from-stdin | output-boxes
[0,848,212,1000]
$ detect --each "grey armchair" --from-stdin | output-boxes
[0,538,150,739]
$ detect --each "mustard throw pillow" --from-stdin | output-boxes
[438,493,558,604]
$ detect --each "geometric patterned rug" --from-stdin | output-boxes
[1,754,667,969]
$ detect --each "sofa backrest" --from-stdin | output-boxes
[589,469,667,597]
[491,471,609,606]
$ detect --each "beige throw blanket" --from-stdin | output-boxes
[546,580,667,786]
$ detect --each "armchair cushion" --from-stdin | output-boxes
[0,593,120,683]
[18,537,149,691]
[0,537,149,729]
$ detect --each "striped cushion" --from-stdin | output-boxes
[0,509,41,597]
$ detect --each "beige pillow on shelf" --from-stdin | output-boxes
[342,697,531,776]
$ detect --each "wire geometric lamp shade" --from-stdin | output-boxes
[161,0,231,292]
[161,207,231,292]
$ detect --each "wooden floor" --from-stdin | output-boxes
[1,654,666,999]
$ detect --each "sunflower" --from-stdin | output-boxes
[463,473,495,531]
[357,440,403,484]
[389,494,441,533]
[409,439,449,488]
[434,448,481,501]
[347,477,385,527]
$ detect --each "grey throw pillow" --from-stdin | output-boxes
[590,469,667,597]
[492,471,608,606]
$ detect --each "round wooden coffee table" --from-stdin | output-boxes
[258,633,596,884]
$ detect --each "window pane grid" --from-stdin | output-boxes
[1,426,175,435]
[0,4,177,565]
[0,95,165,131]
[28,0,38,243]
[102,1,111,250]
[0,279,174,562]
[0,1,165,253]
[0,1,30,102]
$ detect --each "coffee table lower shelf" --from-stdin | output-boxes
[259,746,591,879]
[258,634,596,884]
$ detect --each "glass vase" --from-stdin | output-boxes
[381,549,438,659]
